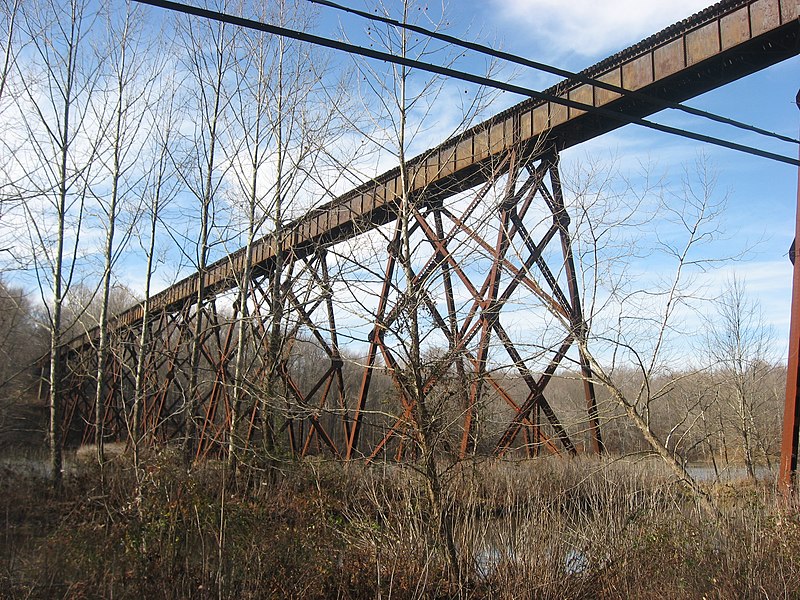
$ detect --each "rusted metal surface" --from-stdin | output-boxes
[60,150,603,459]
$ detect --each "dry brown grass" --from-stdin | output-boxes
[0,451,798,599]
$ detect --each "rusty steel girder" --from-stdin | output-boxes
[780,92,800,496]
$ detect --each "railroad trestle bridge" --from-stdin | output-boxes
[52,0,800,477]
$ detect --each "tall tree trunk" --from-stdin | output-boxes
[183,21,227,466]
[395,6,459,577]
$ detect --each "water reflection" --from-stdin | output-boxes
[475,543,589,579]
[686,465,774,482]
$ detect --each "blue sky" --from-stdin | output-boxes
[306,0,798,357]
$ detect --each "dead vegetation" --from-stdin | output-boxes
[0,451,798,599]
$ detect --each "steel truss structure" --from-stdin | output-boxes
[60,148,603,460]
[53,0,800,470]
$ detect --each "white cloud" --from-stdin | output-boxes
[488,0,709,57]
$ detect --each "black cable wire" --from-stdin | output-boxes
[309,0,800,146]
[133,0,800,167]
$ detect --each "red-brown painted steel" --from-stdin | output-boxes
[548,158,603,454]
[780,92,800,496]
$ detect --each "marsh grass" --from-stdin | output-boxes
[0,451,798,599]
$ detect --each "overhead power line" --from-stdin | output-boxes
[309,0,799,146]
[133,0,800,168]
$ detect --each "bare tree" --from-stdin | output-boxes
[223,0,347,471]
[174,6,238,465]
[337,0,501,577]
[704,275,777,479]
[0,277,44,450]
[13,0,106,489]
[0,0,19,103]
[0,0,21,168]
[61,282,139,336]
[0,276,42,391]
[130,67,183,473]
[559,155,731,515]
[89,0,161,467]
[0,0,21,215]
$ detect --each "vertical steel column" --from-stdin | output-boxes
[779,90,800,497]
[346,224,401,459]
[548,155,603,454]
[464,153,519,457]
